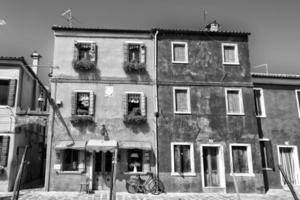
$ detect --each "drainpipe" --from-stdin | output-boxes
[153,30,159,179]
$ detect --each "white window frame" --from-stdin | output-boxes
[225,88,244,115]
[229,143,254,176]
[254,88,266,117]
[200,144,226,189]
[171,142,196,176]
[173,87,191,114]
[295,90,300,118]
[171,42,188,63]
[277,145,300,186]
[221,43,239,65]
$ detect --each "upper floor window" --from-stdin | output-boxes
[254,88,266,117]
[123,42,146,72]
[295,90,300,118]
[0,79,17,107]
[0,136,10,167]
[225,88,244,115]
[71,91,94,116]
[122,92,147,123]
[73,41,97,71]
[222,43,239,65]
[171,42,188,63]
[173,87,191,114]
[171,142,195,176]
[229,143,254,176]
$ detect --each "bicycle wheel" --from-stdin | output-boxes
[127,184,138,194]
[150,178,165,195]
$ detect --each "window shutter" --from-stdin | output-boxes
[73,42,79,61]
[89,43,97,63]
[7,79,17,107]
[122,93,128,115]
[174,145,182,173]
[71,92,77,115]
[140,44,146,64]
[89,91,95,116]
[123,43,129,63]
[0,136,10,167]
[266,141,275,170]
[140,93,146,117]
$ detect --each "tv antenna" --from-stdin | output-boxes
[61,9,80,27]
[253,64,269,74]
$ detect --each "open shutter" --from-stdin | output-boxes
[89,43,97,63]
[7,79,17,107]
[71,92,77,115]
[122,93,128,115]
[266,141,275,170]
[140,93,146,117]
[73,42,79,61]
[89,91,95,116]
[140,44,146,64]
[0,136,10,167]
[174,145,182,173]
[123,43,128,63]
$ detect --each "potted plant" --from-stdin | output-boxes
[123,108,146,124]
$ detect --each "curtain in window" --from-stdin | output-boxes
[224,46,235,63]
[175,90,188,112]
[227,90,240,113]
[174,44,185,62]
[280,148,296,185]
[254,90,262,116]
[232,146,248,173]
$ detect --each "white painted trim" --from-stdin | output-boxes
[254,88,266,117]
[173,87,191,114]
[229,143,254,176]
[225,88,244,115]
[200,144,226,189]
[277,145,300,186]
[171,41,188,63]
[295,90,300,118]
[221,43,239,65]
[170,142,195,176]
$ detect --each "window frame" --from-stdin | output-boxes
[170,142,196,176]
[61,149,80,172]
[259,138,274,171]
[73,90,94,116]
[225,88,244,115]
[254,88,266,117]
[221,43,239,65]
[171,41,188,63]
[229,143,254,176]
[295,90,300,118]
[173,87,191,114]
[124,91,144,115]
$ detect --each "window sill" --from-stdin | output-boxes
[230,172,255,177]
[56,170,84,175]
[262,168,273,171]
[174,111,191,115]
[226,112,245,116]
[171,172,196,177]
[223,62,240,65]
[123,171,150,175]
[172,61,189,64]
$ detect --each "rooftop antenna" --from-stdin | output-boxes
[203,9,207,26]
[61,9,73,27]
[0,19,7,26]
[253,64,269,74]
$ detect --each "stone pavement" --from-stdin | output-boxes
[0,189,298,200]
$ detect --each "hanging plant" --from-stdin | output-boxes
[123,61,146,73]
[73,59,96,72]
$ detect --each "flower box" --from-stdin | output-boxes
[70,115,94,125]
[73,59,96,72]
[123,61,146,73]
[123,115,147,124]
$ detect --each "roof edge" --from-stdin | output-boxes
[251,72,300,79]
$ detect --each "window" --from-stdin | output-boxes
[295,90,300,118]
[171,42,188,63]
[0,136,10,167]
[74,42,97,63]
[229,144,253,176]
[254,88,266,117]
[173,87,191,114]
[71,91,94,116]
[259,139,274,170]
[222,43,239,65]
[225,88,244,115]
[0,79,17,107]
[122,92,146,122]
[171,142,195,176]
[123,42,146,64]
[62,149,79,171]
[127,149,143,172]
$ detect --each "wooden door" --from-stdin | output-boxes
[93,151,113,190]
[203,147,220,187]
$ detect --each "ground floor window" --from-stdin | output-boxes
[127,149,143,172]
[0,136,10,167]
[62,149,79,171]
[229,143,253,176]
[171,142,195,176]
[259,139,274,170]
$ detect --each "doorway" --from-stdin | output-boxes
[93,151,113,190]
[200,144,226,193]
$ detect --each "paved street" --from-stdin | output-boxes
[0,189,298,200]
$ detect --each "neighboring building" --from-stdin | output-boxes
[155,26,265,193]
[0,56,47,192]
[252,73,300,191]
[45,26,156,192]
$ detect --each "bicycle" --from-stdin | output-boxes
[126,172,164,195]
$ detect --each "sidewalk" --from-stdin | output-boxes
[0,189,298,200]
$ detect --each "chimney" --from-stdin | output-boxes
[30,51,42,74]
[205,20,220,32]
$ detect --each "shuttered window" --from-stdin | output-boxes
[254,88,266,117]
[123,43,146,64]
[173,87,190,114]
[71,91,95,116]
[225,88,244,115]
[0,136,10,167]
[0,79,17,106]
[222,43,239,64]
[122,92,146,117]
[230,144,253,175]
[172,42,188,63]
[171,142,195,176]
[74,42,97,63]
[260,140,274,170]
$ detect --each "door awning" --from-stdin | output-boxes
[55,141,86,150]
[118,141,152,150]
[86,139,118,152]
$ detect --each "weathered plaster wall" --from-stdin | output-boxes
[254,83,300,189]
